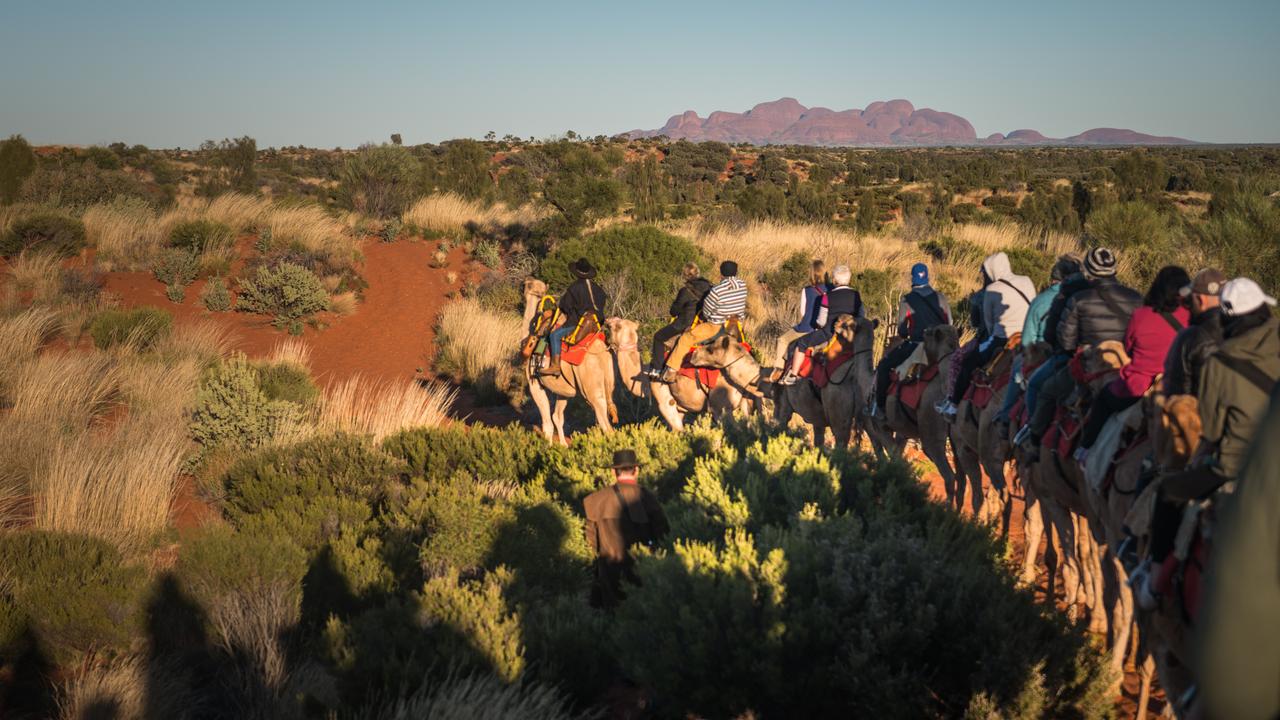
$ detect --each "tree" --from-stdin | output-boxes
[440,140,492,200]
[390,133,403,146]
[198,136,258,195]
[1071,180,1094,227]
[541,145,621,232]
[0,135,37,204]
[484,131,496,142]
[625,155,667,222]
[856,191,878,233]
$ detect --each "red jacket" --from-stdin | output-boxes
[1110,305,1190,398]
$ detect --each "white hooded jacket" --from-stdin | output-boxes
[981,252,1037,340]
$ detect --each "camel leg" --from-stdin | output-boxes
[588,389,614,432]
[552,397,569,446]
[1080,523,1109,636]
[832,415,854,450]
[812,420,828,448]
[1136,649,1155,720]
[1046,499,1080,619]
[1108,552,1135,687]
[528,377,557,441]
[1020,481,1045,586]
[919,432,958,510]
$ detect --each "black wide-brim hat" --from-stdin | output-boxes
[571,257,597,279]
[606,449,641,469]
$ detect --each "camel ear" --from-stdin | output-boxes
[718,335,731,350]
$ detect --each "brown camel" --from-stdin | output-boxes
[771,315,878,449]
[522,279,618,444]
[952,339,1022,527]
[605,317,754,431]
[870,324,964,508]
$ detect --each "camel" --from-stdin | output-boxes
[522,279,618,444]
[951,339,1023,527]
[869,324,964,509]
[605,317,754,431]
[771,315,878,448]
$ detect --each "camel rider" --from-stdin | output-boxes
[1135,278,1280,611]
[778,264,863,385]
[993,254,1081,435]
[871,262,951,418]
[645,262,712,378]
[1017,247,1141,460]
[1014,259,1094,443]
[939,251,1036,418]
[770,260,830,381]
[1162,267,1227,397]
[539,257,609,377]
[659,261,748,384]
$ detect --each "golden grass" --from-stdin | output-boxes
[194,192,271,232]
[155,320,236,366]
[329,291,359,316]
[434,298,525,383]
[311,376,455,442]
[84,200,167,271]
[265,205,362,267]
[4,251,63,304]
[267,337,312,368]
[402,193,546,234]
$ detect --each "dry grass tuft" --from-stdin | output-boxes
[265,206,360,267]
[84,200,166,271]
[434,298,525,383]
[328,291,359,316]
[267,337,312,369]
[312,376,455,442]
[402,193,546,235]
[6,251,64,303]
[156,320,236,365]
[196,192,272,232]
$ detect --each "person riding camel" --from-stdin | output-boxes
[539,257,608,377]
[993,254,1082,435]
[659,261,747,384]
[938,251,1036,418]
[645,262,712,379]
[778,264,863,385]
[1163,268,1228,397]
[770,259,830,382]
[1074,266,1191,466]
[1017,247,1140,460]
[1135,277,1280,610]
[871,262,951,418]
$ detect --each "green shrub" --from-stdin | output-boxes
[339,144,421,219]
[416,569,525,681]
[200,276,233,311]
[170,218,233,253]
[0,531,145,665]
[255,361,319,405]
[190,353,300,452]
[1001,245,1054,291]
[0,134,37,204]
[236,261,329,333]
[949,202,981,224]
[165,283,186,303]
[384,424,556,486]
[541,225,702,317]
[758,251,812,298]
[153,247,201,287]
[87,306,173,350]
[1084,200,1170,249]
[0,211,87,258]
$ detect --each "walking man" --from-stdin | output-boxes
[583,449,669,607]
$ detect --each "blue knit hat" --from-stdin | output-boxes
[911,262,929,286]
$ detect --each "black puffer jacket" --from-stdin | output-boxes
[559,278,608,327]
[668,277,712,330]
[1043,274,1091,352]
[1163,307,1225,396]
[1057,277,1142,353]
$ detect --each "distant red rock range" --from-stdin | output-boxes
[626,97,1196,146]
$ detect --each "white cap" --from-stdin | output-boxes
[1220,278,1278,317]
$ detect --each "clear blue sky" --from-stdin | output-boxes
[2,0,1277,147]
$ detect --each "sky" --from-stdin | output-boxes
[2,0,1278,148]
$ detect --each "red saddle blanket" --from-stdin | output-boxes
[1042,406,1082,458]
[889,364,940,412]
[965,367,1012,410]
[677,341,751,388]
[556,332,605,366]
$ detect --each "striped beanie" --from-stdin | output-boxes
[1083,247,1117,278]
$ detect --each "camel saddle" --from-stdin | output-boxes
[676,340,752,390]
[964,333,1021,410]
[889,363,940,413]
[797,344,855,390]
[531,330,604,368]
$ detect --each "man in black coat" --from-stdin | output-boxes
[1163,267,1227,396]
[646,263,712,377]
[540,257,609,377]
[583,449,669,608]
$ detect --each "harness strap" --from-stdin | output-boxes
[1159,311,1186,334]
[1215,354,1276,395]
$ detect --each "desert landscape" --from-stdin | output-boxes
[3,1,1279,718]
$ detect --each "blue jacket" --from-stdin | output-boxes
[793,283,830,333]
[1021,282,1062,347]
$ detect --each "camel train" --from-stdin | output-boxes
[519,259,1274,719]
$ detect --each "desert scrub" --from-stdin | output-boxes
[169,218,233,253]
[0,531,145,665]
[153,247,201,287]
[236,261,329,333]
[254,360,319,405]
[190,352,303,452]
[0,211,87,258]
[432,298,525,404]
[87,306,173,350]
[200,276,233,311]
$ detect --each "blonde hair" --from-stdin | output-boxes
[681,262,701,281]
[810,259,827,286]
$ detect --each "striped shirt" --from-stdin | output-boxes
[701,277,748,324]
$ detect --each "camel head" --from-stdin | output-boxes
[689,334,746,369]
[833,315,879,352]
[1149,393,1202,470]
[604,317,639,353]
[923,324,959,365]
[522,278,548,324]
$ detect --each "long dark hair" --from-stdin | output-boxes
[1145,266,1191,312]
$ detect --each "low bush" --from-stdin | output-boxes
[152,247,201,288]
[758,251,812,298]
[88,306,173,350]
[200,276,233,311]
[190,353,301,452]
[169,218,234,253]
[255,360,319,405]
[1084,200,1171,249]
[0,531,145,665]
[0,211,87,258]
[361,670,591,720]
[236,261,329,333]
[541,225,702,317]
